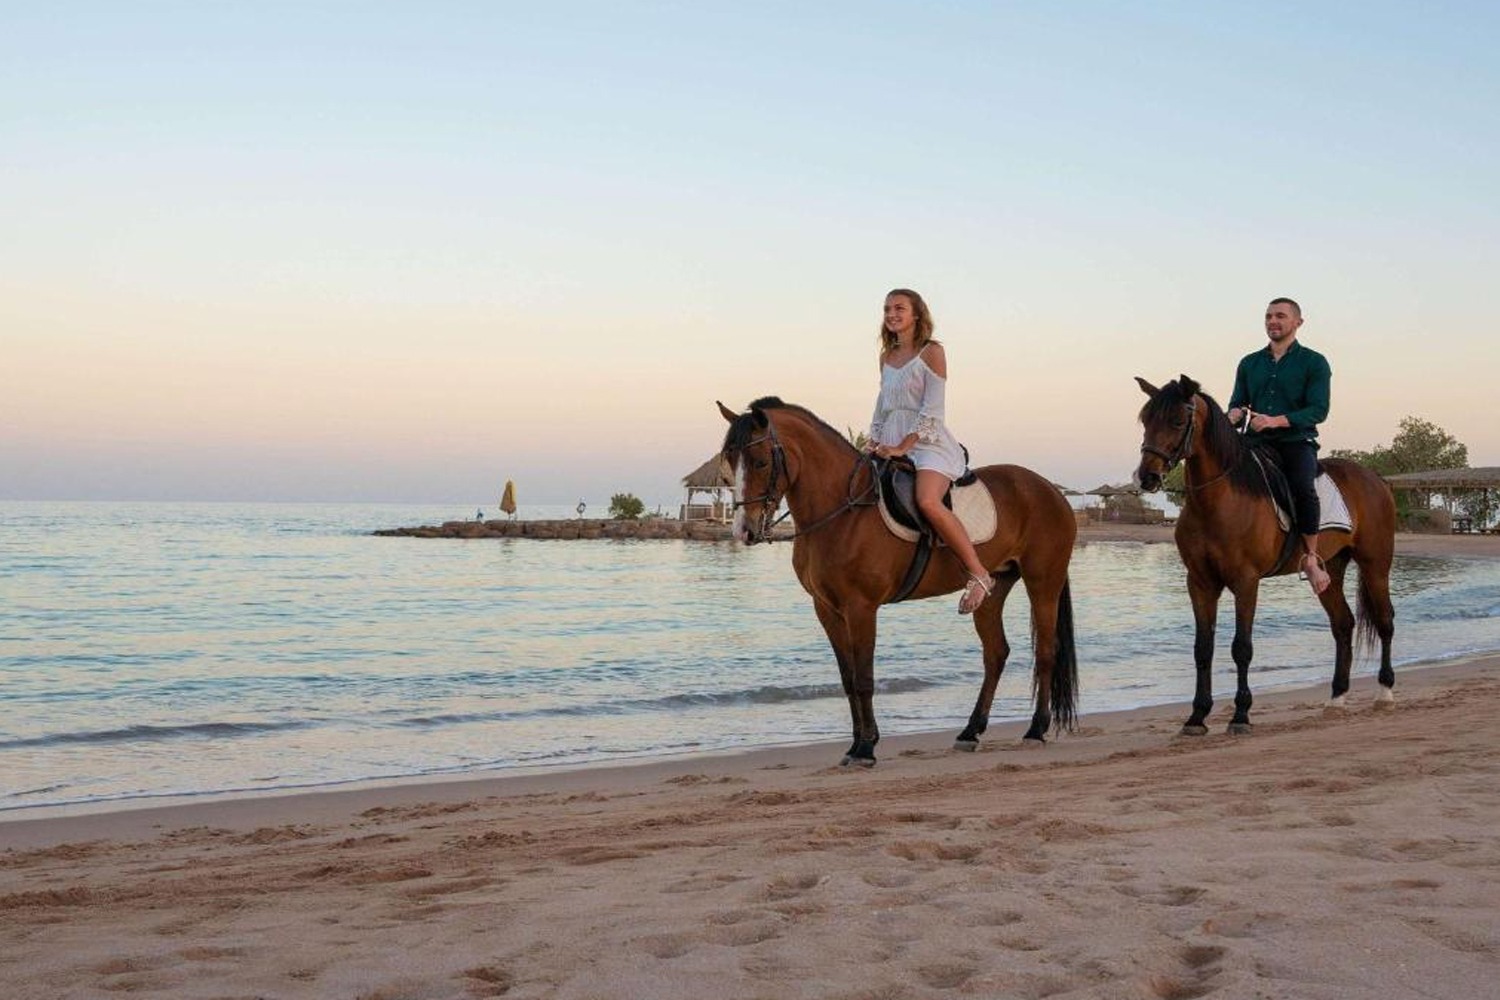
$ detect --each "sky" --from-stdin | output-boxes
[4,1,1498,508]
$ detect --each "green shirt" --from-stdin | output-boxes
[1228,340,1331,447]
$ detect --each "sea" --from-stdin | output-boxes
[4,500,1500,817]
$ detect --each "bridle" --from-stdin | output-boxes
[1140,393,1242,494]
[728,418,877,544]
[1140,397,1198,473]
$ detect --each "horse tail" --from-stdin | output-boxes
[1050,579,1079,733]
[1355,566,1381,660]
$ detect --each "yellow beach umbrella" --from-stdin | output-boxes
[499,479,517,517]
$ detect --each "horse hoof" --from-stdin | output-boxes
[839,754,852,767]
[849,756,876,769]
[953,739,978,752]
[1322,703,1348,718]
[1373,688,1397,711]
[1180,724,1209,737]
[1226,722,1252,736]
[1021,737,1046,750]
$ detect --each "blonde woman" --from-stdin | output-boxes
[866,288,992,614]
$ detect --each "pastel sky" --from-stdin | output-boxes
[4,2,1497,508]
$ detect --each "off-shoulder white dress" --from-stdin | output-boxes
[867,352,968,481]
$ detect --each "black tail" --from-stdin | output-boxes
[1355,568,1383,660]
[1051,580,1078,732]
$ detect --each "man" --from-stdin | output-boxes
[1226,297,1333,595]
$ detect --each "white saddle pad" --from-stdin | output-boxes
[1275,472,1352,533]
[879,478,998,545]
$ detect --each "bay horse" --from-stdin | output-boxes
[1134,376,1397,735]
[718,397,1078,766]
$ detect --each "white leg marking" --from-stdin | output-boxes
[1327,694,1347,709]
[1375,686,1395,704]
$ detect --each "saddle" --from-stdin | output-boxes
[874,457,998,603]
[1247,448,1354,577]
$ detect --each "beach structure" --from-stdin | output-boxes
[680,454,733,522]
[1081,481,1163,525]
[1383,466,1500,533]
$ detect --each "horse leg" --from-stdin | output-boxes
[955,569,1020,750]
[1319,555,1357,711]
[811,598,868,765]
[814,599,881,767]
[1182,578,1222,735]
[1227,582,1261,735]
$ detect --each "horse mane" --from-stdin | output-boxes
[722,397,860,458]
[1145,379,1272,499]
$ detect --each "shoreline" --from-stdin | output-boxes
[5,655,1499,997]
[0,652,1491,850]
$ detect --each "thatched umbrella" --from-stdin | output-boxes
[499,479,517,519]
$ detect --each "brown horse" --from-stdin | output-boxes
[1134,376,1397,735]
[718,397,1078,766]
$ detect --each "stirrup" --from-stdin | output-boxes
[958,573,993,615]
[1299,553,1331,596]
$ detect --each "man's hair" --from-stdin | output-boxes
[1268,296,1302,318]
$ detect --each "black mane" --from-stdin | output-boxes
[1145,379,1273,499]
[722,397,859,457]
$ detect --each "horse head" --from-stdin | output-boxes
[718,398,790,545]
[1134,375,1202,492]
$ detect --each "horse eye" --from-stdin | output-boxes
[753,459,769,470]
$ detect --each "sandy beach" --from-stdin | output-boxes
[4,531,1499,999]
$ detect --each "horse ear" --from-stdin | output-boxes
[1135,377,1158,397]
[716,401,738,424]
[1178,375,1201,397]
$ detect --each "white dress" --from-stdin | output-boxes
[868,353,969,481]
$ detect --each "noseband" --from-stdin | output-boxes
[729,421,792,541]
[1140,398,1197,472]
[728,418,877,543]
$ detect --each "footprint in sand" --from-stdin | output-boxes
[916,960,980,989]
[460,962,515,997]
[1115,883,1207,907]
[635,933,695,958]
[885,840,983,862]
[661,871,747,894]
[756,872,824,900]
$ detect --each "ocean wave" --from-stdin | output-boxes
[0,719,312,750]
[393,676,947,728]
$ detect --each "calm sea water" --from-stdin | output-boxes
[3,501,1499,814]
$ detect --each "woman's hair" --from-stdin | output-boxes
[879,288,935,354]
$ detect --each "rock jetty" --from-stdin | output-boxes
[373,518,793,541]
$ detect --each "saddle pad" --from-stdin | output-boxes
[879,478,998,545]
[1274,472,1353,533]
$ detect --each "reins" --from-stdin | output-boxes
[1141,395,1244,494]
[729,418,879,543]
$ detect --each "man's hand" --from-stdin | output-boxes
[1248,413,1289,432]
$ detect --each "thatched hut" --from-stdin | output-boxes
[681,455,733,522]
[1383,467,1500,533]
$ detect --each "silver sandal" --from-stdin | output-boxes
[958,573,994,615]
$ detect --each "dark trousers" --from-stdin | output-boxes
[1269,439,1321,536]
